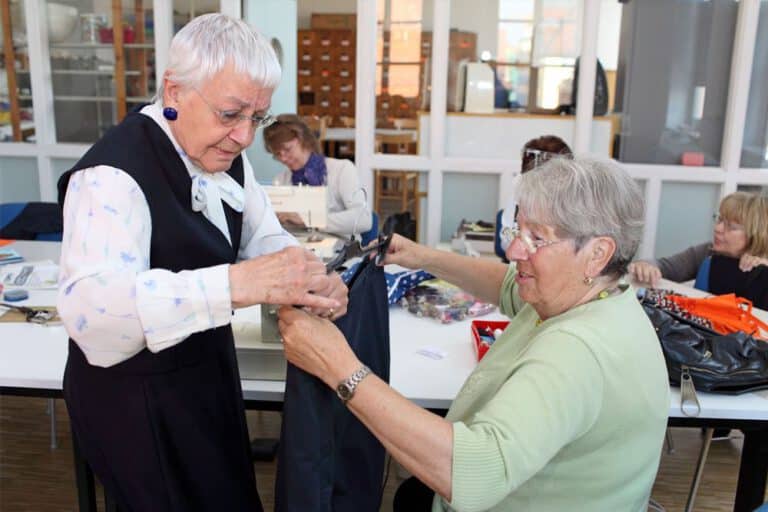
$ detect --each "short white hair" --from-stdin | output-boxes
[156,13,281,99]
[515,156,645,278]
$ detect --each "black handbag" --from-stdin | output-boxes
[642,299,768,395]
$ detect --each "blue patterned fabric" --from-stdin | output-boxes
[341,262,434,305]
[290,152,327,186]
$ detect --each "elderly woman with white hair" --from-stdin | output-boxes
[57,14,346,511]
[279,157,670,511]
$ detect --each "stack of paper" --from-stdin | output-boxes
[0,248,24,265]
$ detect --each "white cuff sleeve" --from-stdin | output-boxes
[135,263,233,352]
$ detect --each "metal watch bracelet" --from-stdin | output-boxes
[336,365,372,403]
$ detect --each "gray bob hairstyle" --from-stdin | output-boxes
[156,13,281,99]
[515,157,645,278]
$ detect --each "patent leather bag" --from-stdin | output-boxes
[642,301,768,395]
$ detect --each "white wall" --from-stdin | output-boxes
[245,0,298,183]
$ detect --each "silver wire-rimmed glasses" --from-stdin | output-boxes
[193,88,275,129]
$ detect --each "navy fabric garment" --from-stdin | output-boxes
[58,112,262,512]
[275,256,390,512]
[341,261,434,305]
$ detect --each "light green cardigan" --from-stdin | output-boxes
[433,266,670,512]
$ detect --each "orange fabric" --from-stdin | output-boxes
[0,239,13,247]
[668,293,768,340]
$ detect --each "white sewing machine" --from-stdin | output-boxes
[264,185,328,230]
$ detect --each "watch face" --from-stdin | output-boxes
[337,384,353,401]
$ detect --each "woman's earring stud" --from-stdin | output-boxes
[583,276,594,285]
[163,107,178,121]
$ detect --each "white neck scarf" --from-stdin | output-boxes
[140,101,245,246]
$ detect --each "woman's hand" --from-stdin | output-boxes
[377,233,428,269]
[229,246,340,310]
[739,253,768,272]
[628,261,662,287]
[305,270,349,320]
[278,306,360,388]
[277,212,306,228]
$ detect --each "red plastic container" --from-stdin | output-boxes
[471,319,510,361]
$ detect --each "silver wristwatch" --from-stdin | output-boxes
[336,365,372,403]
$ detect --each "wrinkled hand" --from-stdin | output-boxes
[277,212,306,227]
[306,270,349,320]
[278,306,360,388]
[376,233,428,269]
[627,261,662,287]
[739,253,768,272]
[229,246,340,310]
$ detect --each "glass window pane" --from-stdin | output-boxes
[497,22,533,63]
[292,1,357,163]
[541,0,579,20]
[535,65,573,110]
[50,0,156,144]
[740,0,768,168]
[614,0,738,165]
[495,65,529,109]
[499,0,534,20]
[0,157,39,201]
[173,0,215,33]
[387,64,420,97]
[0,0,34,142]
[373,169,426,242]
[532,21,578,64]
[390,23,421,62]
[391,0,422,22]
[376,0,427,154]
[441,172,499,243]
[655,182,720,259]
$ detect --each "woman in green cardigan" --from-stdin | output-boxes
[279,157,670,512]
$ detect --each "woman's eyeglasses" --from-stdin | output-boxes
[521,148,558,169]
[500,224,568,255]
[712,213,744,232]
[193,88,275,129]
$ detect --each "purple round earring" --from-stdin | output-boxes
[163,107,178,121]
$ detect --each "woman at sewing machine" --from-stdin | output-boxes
[263,114,372,239]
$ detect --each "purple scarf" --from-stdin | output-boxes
[291,152,327,186]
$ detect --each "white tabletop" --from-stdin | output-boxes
[2,241,768,422]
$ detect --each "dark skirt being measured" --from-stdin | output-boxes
[63,328,262,512]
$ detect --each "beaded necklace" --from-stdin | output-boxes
[535,284,625,327]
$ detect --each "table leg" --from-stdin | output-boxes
[71,432,97,512]
[733,426,768,512]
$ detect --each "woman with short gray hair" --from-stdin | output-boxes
[278,156,670,511]
[57,13,347,511]
[517,156,644,278]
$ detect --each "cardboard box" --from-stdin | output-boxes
[311,13,356,31]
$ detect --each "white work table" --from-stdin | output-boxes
[1,241,767,512]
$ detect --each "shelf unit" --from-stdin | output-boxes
[1,0,25,141]
[0,0,154,142]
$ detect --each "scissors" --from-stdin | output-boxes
[0,302,57,325]
[325,230,393,274]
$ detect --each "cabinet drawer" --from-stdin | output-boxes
[298,30,315,47]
